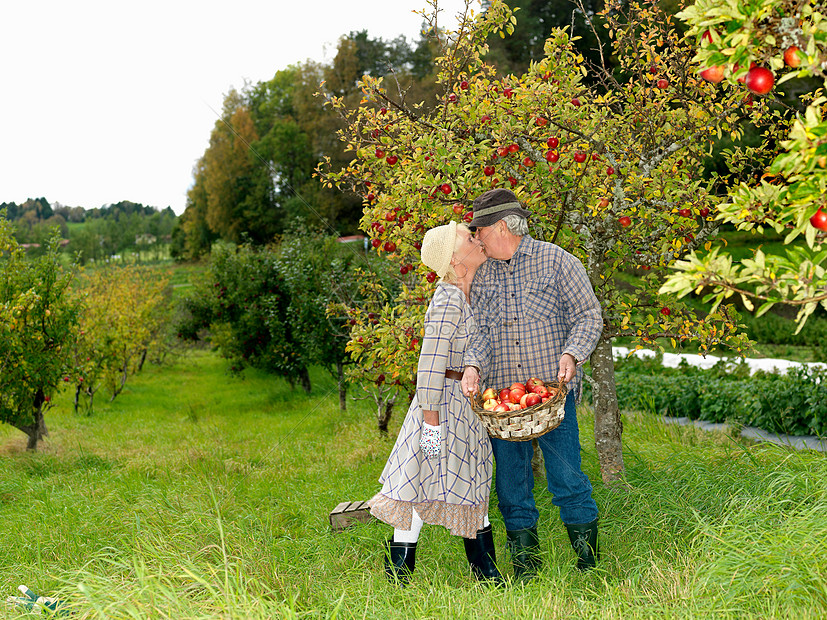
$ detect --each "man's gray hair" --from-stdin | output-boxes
[502,214,529,236]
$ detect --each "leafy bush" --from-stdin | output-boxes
[605,361,827,437]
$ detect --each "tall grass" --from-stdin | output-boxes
[1,350,825,618]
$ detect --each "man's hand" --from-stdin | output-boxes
[461,366,480,397]
[557,353,577,384]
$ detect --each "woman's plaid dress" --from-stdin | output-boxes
[369,283,493,539]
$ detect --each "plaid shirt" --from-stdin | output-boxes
[464,235,603,400]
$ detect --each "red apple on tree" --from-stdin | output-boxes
[440,183,452,195]
[546,150,559,163]
[546,137,559,149]
[699,65,725,83]
[386,155,398,165]
[574,151,587,163]
[810,207,827,231]
[484,165,495,176]
[745,66,774,95]
[784,46,801,68]
[619,216,632,227]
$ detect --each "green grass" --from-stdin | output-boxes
[1,350,826,618]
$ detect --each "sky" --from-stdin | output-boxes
[1,0,476,215]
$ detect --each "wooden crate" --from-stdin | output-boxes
[329,500,373,531]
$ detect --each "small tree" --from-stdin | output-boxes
[70,264,171,413]
[0,214,80,450]
[318,0,779,483]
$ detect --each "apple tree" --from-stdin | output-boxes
[0,213,81,450]
[69,264,171,413]
[317,0,782,484]
[663,0,827,326]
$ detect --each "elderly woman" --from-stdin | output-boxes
[368,221,500,585]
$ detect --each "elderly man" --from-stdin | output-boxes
[461,188,603,578]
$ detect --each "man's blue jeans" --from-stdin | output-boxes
[490,391,598,529]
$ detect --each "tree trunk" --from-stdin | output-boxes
[531,439,545,479]
[337,361,347,411]
[137,348,148,372]
[298,367,312,395]
[22,407,49,451]
[377,396,396,434]
[590,336,625,485]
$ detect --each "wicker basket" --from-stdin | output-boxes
[469,380,568,441]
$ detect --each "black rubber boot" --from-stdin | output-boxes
[384,540,417,585]
[463,524,504,585]
[565,518,599,571]
[506,526,541,582]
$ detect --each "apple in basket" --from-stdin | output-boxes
[509,403,523,411]
[531,385,549,397]
[510,382,526,392]
[498,388,511,402]
[526,378,544,391]
[483,398,499,411]
[508,388,526,404]
[546,386,560,398]
[493,403,510,412]
[482,387,498,401]
[521,393,542,408]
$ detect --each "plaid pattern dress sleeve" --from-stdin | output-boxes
[416,284,463,409]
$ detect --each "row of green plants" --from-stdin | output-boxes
[591,352,827,437]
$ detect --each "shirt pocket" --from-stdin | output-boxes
[523,275,559,321]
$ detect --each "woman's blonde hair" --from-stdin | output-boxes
[441,223,473,283]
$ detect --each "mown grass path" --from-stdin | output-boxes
[1,349,825,618]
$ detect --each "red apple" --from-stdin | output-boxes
[660,307,671,316]
[571,98,581,106]
[535,117,548,127]
[386,155,398,165]
[503,87,514,98]
[657,78,669,89]
[460,80,469,90]
[508,143,520,154]
[493,403,510,412]
[599,197,611,208]
[522,157,535,168]
[375,148,385,158]
[448,93,458,103]
[678,208,691,217]
[484,165,495,176]
[510,382,526,392]
[483,398,498,411]
[463,211,474,223]
[440,183,452,195]
[810,207,827,231]
[546,137,559,149]
[745,66,774,95]
[619,216,632,227]
[452,203,464,215]
[699,65,725,83]
[784,46,801,68]
[574,151,587,163]
[482,387,498,401]
[526,378,544,390]
[426,271,437,283]
[606,166,615,175]
[371,238,381,248]
[383,241,396,252]
[499,388,511,402]
[509,389,526,404]
[524,393,542,408]
[699,207,710,217]
[480,114,491,124]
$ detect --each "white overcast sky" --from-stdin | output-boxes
[1,0,475,214]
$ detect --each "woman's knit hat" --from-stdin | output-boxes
[420,221,457,278]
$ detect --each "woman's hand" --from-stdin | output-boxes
[461,366,480,397]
